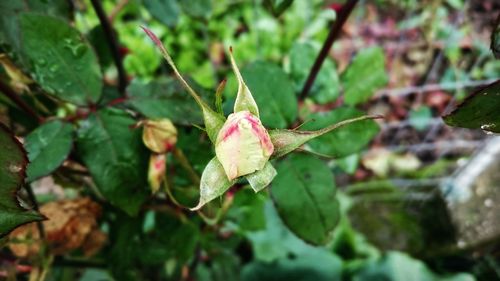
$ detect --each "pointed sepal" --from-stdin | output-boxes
[245,162,277,192]
[229,47,260,117]
[270,115,383,158]
[190,157,236,211]
[142,26,225,143]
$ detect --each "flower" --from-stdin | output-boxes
[215,111,273,180]
[142,119,177,154]
[148,153,166,193]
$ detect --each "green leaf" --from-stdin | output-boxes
[19,13,102,105]
[352,251,475,281]
[0,123,44,238]
[144,0,180,27]
[126,78,204,125]
[263,0,295,17]
[0,0,71,65]
[302,107,379,158]
[76,108,149,216]
[25,120,73,182]
[342,47,388,106]
[226,188,267,232]
[246,162,277,193]
[271,154,340,245]
[241,61,298,128]
[191,157,236,210]
[290,42,339,104]
[179,0,212,19]
[443,80,500,133]
[242,250,342,281]
[409,106,433,131]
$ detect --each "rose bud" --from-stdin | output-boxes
[148,153,166,193]
[142,119,177,154]
[215,111,274,181]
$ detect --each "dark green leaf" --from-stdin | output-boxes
[144,0,180,27]
[271,154,340,245]
[302,107,379,158]
[0,0,71,63]
[76,108,149,216]
[342,47,388,106]
[19,13,102,105]
[443,80,500,133]
[241,61,298,128]
[226,188,267,232]
[290,42,339,104]
[0,123,43,238]
[25,120,73,182]
[126,78,204,125]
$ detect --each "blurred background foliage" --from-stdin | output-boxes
[0,0,499,280]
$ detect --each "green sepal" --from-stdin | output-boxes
[229,47,260,117]
[270,115,382,159]
[142,26,225,143]
[190,157,236,210]
[245,162,277,193]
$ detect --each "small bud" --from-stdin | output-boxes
[148,153,166,193]
[215,111,274,180]
[142,119,177,154]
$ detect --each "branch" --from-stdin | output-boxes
[90,0,128,95]
[299,0,359,100]
[0,80,41,122]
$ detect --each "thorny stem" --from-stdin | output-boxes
[299,0,359,100]
[0,80,42,123]
[90,0,128,95]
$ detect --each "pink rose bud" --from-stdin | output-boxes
[142,119,177,154]
[148,153,166,193]
[215,111,274,181]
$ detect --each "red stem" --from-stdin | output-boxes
[299,0,359,100]
[0,80,42,123]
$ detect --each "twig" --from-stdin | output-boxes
[0,80,41,122]
[24,184,45,240]
[375,78,498,98]
[108,0,129,22]
[299,0,359,100]
[90,0,128,94]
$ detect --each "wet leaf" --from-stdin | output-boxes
[443,80,500,133]
[25,120,73,182]
[20,13,102,105]
[0,123,44,238]
[271,154,340,245]
[76,108,149,216]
